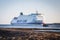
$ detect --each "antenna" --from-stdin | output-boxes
[36,10,38,14]
[35,10,39,15]
[35,10,44,16]
[36,10,41,15]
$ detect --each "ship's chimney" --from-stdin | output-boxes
[20,12,23,15]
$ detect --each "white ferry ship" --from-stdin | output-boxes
[11,11,43,26]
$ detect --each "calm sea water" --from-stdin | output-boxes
[0,24,60,32]
[0,24,60,28]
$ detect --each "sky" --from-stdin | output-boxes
[0,0,60,24]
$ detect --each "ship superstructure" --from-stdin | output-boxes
[11,12,43,25]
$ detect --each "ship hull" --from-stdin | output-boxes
[11,23,43,26]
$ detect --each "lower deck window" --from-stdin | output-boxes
[17,20,27,23]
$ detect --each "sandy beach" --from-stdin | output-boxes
[0,28,60,40]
